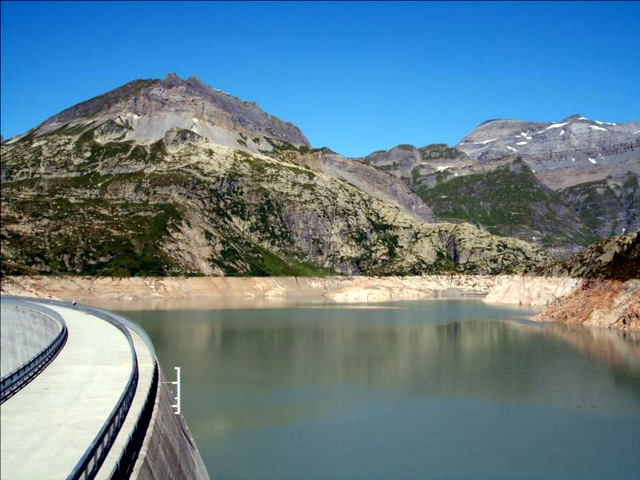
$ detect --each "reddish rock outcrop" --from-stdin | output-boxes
[534,278,639,331]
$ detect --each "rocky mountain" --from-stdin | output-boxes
[22,73,310,154]
[457,114,640,189]
[0,75,548,277]
[415,158,600,256]
[362,143,477,190]
[359,116,639,256]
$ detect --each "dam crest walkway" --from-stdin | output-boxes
[0,296,158,479]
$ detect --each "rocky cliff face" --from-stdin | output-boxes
[0,75,548,277]
[303,150,435,223]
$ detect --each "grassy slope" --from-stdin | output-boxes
[414,159,600,250]
[0,173,334,277]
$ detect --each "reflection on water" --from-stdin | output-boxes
[117,300,640,480]
[91,295,337,311]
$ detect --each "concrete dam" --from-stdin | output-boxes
[0,296,209,479]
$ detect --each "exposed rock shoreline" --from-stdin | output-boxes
[2,274,637,331]
[533,279,639,331]
[0,273,577,305]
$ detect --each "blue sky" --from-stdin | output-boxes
[2,1,639,157]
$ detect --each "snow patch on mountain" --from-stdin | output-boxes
[545,122,568,130]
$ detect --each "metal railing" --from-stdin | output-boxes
[93,309,160,478]
[0,298,68,403]
[10,297,160,480]
[110,362,159,478]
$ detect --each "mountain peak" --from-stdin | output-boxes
[161,73,206,88]
[163,72,182,82]
[186,75,206,87]
[30,74,310,151]
[563,114,585,122]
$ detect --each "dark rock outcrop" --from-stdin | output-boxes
[538,232,640,281]
[533,232,640,331]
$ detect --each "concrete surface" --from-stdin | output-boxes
[1,300,209,479]
[133,368,210,480]
[0,304,132,479]
[0,303,62,377]
[97,323,156,479]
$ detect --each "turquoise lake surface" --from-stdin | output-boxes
[116,299,640,479]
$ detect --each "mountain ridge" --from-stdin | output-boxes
[1,74,550,277]
[1,74,637,276]
[358,113,639,256]
[456,114,640,189]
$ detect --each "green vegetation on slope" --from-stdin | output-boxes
[415,158,600,251]
[0,170,337,278]
[418,143,465,161]
[1,129,548,277]
[1,195,181,276]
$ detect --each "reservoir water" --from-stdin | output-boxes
[112,299,640,479]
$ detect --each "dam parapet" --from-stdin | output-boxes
[0,296,209,479]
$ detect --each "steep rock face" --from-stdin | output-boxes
[302,150,434,223]
[10,74,309,154]
[457,114,640,189]
[560,173,640,238]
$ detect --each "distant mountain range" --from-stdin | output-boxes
[1,74,638,276]
[360,115,639,256]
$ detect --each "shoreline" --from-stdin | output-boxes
[2,274,637,331]
[0,274,579,306]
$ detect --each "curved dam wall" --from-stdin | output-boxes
[0,303,62,377]
[134,368,210,479]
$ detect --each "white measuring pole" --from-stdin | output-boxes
[161,366,181,415]
[174,366,181,415]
